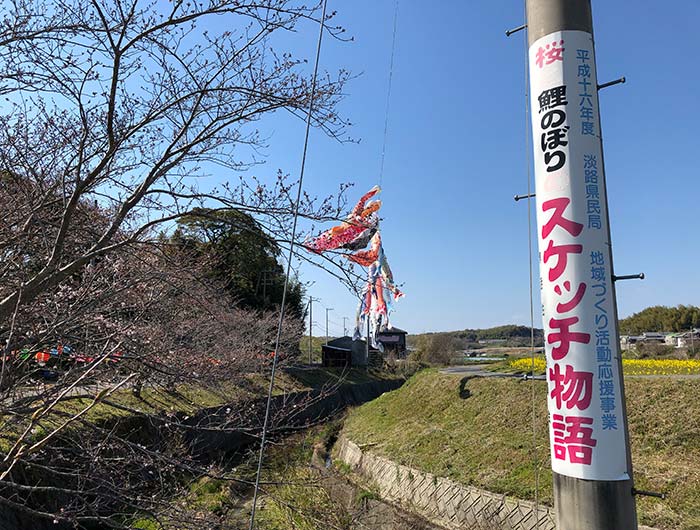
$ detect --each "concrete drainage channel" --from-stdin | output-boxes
[333,434,555,530]
[0,378,407,530]
[307,458,444,530]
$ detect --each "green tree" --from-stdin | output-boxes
[174,208,306,317]
[619,305,700,334]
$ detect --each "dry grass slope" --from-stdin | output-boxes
[342,369,700,530]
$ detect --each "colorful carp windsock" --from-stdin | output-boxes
[306,186,381,253]
[348,231,382,267]
[307,185,404,350]
[352,246,404,349]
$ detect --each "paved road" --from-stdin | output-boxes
[2,378,134,407]
[440,364,546,380]
[441,364,700,380]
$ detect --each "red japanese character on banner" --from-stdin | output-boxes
[535,40,565,68]
[552,414,597,465]
[542,198,583,239]
[554,281,587,313]
[549,363,593,410]
[544,240,583,281]
[548,316,591,360]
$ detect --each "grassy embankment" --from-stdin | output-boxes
[0,366,389,453]
[342,369,700,530]
[20,366,394,529]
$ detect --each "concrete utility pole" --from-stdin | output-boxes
[343,316,348,337]
[365,315,370,365]
[690,326,695,353]
[259,269,274,306]
[308,297,314,365]
[525,1,638,528]
[325,307,333,345]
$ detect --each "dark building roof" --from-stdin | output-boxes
[324,328,407,349]
[325,336,355,351]
[323,335,383,353]
[323,328,407,354]
[378,327,407,335]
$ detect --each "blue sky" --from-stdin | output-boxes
[244,1,700,335]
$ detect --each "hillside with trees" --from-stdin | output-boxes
[406,325,544,365]
[451,325,545,345]
[619,305,700,335]
[408,325,545,352]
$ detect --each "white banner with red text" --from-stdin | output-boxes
[529,29,629,481]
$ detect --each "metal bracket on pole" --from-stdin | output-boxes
[514,192,536,202]
[505,23,527,37]
[598,76,626,90]
[612,273,645,282]
[632,488,666,500]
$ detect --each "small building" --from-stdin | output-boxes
[665,334,679,346]
[321,328,409,367]
[377,327,408,358]
[321,336,371,367]
[620,335,642,350]
[676,330,700,348]
[641,332,667,343]
[623,334,669,349]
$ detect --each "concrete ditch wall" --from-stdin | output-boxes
[335,433,556,530]
[335,435,659,530]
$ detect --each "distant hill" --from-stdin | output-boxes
[408,325,544,349]
[406,306,700,350]
[619,305,700,335]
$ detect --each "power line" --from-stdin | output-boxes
[378,0,399,188]
[521,2,540,525]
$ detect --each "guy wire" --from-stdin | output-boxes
[523,3,541,526]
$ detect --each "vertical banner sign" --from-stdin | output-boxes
[529,30,629,481]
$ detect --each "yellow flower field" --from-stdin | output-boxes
[622,358,700,375]
[507,357,700,376]
[508,357,547,373]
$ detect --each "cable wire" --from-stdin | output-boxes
[523,4,541,526]
[378,0,399,188]
[248,1,329,527]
